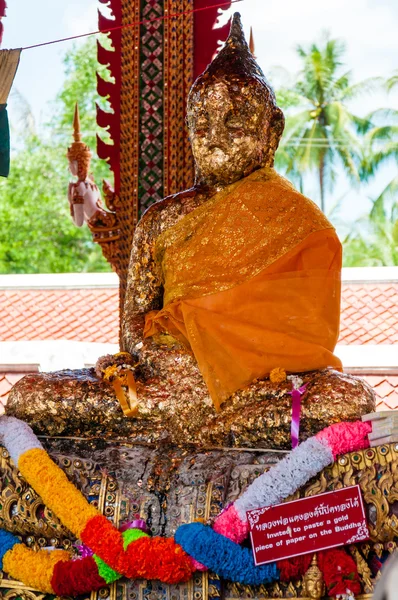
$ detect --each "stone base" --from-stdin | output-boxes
[0,437,397,598]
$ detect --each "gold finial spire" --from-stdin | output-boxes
[311,554,318,567]
[249,26,256,58]
[73,103,82,143]
[67,102,92,180]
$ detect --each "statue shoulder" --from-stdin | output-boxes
[137,187,199,235]
[268,172,334,229]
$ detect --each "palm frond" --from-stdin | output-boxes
[386,71,398,92]
[366,107,398,125]
[373,174,398,207]
[341,76,383,100]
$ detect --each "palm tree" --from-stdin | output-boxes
[359,74,398,206]
[275,35,380,212]
[342,73,398,267]
[343,195,398,266]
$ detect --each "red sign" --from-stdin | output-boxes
[247,485,369,566]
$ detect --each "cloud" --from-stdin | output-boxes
[63,0,98,37]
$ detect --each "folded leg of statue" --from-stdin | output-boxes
[6,337,375,448]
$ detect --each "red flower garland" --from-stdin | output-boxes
[51,556,106,596]
[277,555,312,582]
[125,537,192,582]
[81,515,126,572]
[318,549,361,596]
[81,515,193,584]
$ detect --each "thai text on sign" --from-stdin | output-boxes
[247,485,369,566]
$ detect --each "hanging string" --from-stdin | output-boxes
[22,0,243,51]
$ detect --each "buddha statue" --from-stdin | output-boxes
[6,14,375,448]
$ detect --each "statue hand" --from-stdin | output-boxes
[82,184,102,221]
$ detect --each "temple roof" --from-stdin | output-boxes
[1,267,398,409]
[1,269,397,346]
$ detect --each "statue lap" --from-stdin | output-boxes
[7,363,375,448]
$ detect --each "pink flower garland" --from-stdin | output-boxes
[213,421,371,544]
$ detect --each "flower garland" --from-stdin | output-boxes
[318,549,361,597]
[175,522,279,585]
[0,416,371,596]
[210,421,371,545]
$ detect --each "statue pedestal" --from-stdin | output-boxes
[0,436,396,599]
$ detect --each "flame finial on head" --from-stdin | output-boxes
[203,12,266,85]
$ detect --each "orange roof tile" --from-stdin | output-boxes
[0,289,119,344]
[339,283,398,345]
[362,375,398,410]
[0,373,25,402]
[0,279,397,346]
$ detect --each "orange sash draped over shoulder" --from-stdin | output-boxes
[144,168,342,410]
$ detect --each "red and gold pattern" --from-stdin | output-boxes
[96,0,232,315]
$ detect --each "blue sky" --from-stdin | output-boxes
[3,0,398,227]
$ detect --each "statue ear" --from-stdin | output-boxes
[270,107,285,139]
[266,107,285,166]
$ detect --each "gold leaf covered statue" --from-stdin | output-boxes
[7,14,374,447]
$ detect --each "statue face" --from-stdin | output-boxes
[306,574,324,599]
[187,79,277,187]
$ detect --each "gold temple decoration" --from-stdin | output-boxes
[116,0,141,309]
[66,104,92,181]
[1,441,397,599]
[302,555,325,600]
[112,0,195,314]
[349,545,374,595]
[163,0,194,198]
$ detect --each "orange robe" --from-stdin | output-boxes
[144,167,342,410]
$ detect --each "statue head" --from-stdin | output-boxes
[67,104,92,181]
[303,555,325,599]
[187,13,284,187]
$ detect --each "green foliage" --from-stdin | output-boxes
[50,35,113,186]
[344,73,398,266]
[343,195,398,266]
[275,34,381,212]
[0,136,109,273]
[0,37,112,273]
